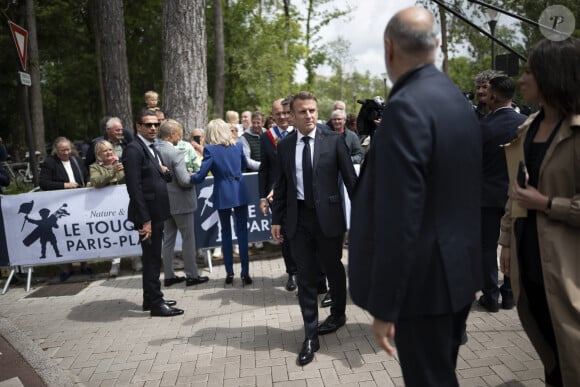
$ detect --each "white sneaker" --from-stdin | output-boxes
[109,262,120,277]
[132,257,143,272]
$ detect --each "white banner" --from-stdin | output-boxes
[2,185,141,266]
[0,170,355,268]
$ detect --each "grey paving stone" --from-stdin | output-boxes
[0,257,545,387]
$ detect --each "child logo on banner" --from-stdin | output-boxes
[20,201,69,259]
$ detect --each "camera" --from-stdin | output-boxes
[356,96,386,137]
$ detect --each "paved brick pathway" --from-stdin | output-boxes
[0,252,545,386]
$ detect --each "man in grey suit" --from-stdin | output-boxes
[271,91,357,366]
[157,119,209,287]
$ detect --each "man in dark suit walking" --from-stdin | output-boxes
[271,91,357,366]
[348,7,482,386]
[122,109,183,317]
[259,97,297,291]
[478,75,527,312]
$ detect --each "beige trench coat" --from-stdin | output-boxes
[498,112,580,386]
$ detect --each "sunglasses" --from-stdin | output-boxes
[140,122,159,128]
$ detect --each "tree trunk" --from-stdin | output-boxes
[439,5,449,74]
[162,1,208,136]
[89,0,106,124]
[97,0,133,131]
[305,0,315,88]
[26,0,45,162]
[213,0,225,119]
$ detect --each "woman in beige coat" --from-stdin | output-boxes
[498,37,580,387]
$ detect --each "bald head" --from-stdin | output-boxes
[384,7,439,83]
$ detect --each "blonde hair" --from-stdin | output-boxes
[144,90,159,103]
[205,119,237,146]
[94,140,114,161]
[225,110,239,124]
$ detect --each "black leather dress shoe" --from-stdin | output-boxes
[501,297,515,310]
[478,295,499,312]
[286,274,297,291]
[164,276,186,287]
[142,300,177,311]
[460,330,468,345]
[186,276,209,286]
[150,303,184,317]
[320,292,333,308]
[297,337,320,366]
[318,314,346,335]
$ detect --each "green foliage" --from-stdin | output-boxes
[210,0,304,114]
[124,0,163,116]
[312,70,387,119]
[35,0,99,142]
[4,0,577,155]
[302,0,352,88]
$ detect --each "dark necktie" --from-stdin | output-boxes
[302,136,314,208]
[280,130,287,139]
[149,143,161,164]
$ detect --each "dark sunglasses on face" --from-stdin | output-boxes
[140,122,159,128]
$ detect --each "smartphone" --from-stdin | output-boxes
[517,161,527,188]
[193,136,201,144]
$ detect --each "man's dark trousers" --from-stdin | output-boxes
[142,220,165,306]
[481,207,512,303]
[290,201,346,339]
[396,303,471,387]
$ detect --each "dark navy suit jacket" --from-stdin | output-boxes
[349,64,482,323]
[122,137,171,228]
[258,127,289,199]
[481,107,527,208]
[191,142,249,210]
[271,126,357,239]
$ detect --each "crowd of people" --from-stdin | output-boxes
[2,5,578,385]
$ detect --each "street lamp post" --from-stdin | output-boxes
[483,7,499,70]
[381,73,388,100]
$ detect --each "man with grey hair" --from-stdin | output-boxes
[156,119,209,288]
[330,109,362,164]
[85,116,133,168]
[349,7,482,386]
[474,69,504,119]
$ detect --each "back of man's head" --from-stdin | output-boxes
[385,7,438,60]
[489,76,516,104]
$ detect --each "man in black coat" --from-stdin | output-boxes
[271,91,357,366]
[478,75,527,312]
[258,97,297,291]
[348,7,482,386]
[122,109,183,317]
[85,116,133,168]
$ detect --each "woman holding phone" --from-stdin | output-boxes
[499,37,580,386]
